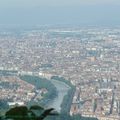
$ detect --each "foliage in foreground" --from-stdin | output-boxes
[0,105,98,120]
[0,105,58,120]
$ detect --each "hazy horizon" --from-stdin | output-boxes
[0,0,120,26]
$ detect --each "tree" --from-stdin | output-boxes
[4,105,58,120]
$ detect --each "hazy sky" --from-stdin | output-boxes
[0,0,120,7]
[0,0,120,26]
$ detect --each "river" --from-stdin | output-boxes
[0,70,71,112]
[47,79,70,112]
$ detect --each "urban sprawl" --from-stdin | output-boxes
[0,27,120,120]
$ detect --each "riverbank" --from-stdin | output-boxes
[47,79,70,112]
[51,76,76,114]
[19,75,58,106]
[20,75,71,113]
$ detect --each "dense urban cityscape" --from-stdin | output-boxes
[0,27,120,120]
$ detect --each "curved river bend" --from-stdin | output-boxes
[47,79,70,112]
